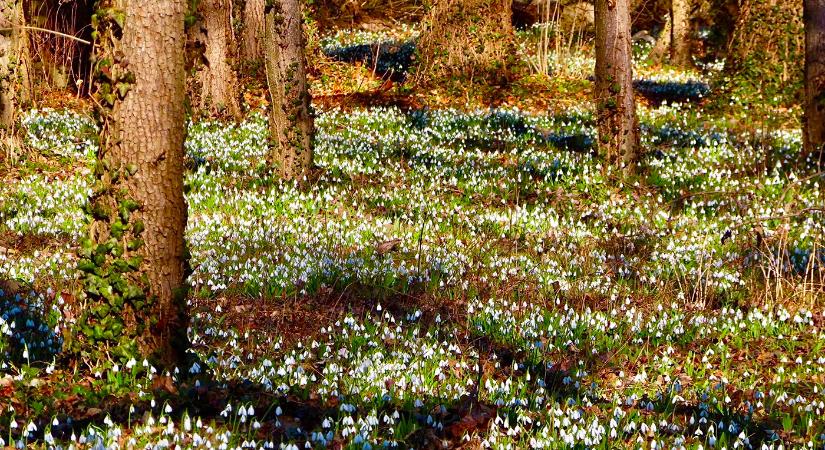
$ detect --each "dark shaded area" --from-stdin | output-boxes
[0,287,63,365]
[633,79,712,105]
[543,132,595,153]
[24,0,95,95]
[323,39,416,81]
[585,75,711,105]
[407,107,595,154]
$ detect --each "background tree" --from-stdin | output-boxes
[724,0,803,106]
[414,0,517,84]
[198,0,241,118]
[670,0,691,66]
[79,0,189,367]
[594,0,639,173]
[649,0,690,65]
[0,0,29,162]
[241,0,265,65]
[650,5,671,61]
[264,0,314,180]
[804,0,825,165]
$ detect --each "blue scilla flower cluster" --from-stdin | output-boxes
[0,288,63,368]
[323,39,417,80]
[633,79,711,104]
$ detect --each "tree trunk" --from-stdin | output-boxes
[241,0,265,64]
[670,0,690,66]
[595,0,639,174]
[0,1,17,133]
[82,0,189,367]
[264,0,314,180]
[804,0,825,165]
[199,0,241,118]
[0,0,27,162]
[651,8,671,62]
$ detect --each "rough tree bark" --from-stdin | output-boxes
[241,0,265,64]
[199,0,241,117]
[264,0,314,180]
[595,0,639,174]
[670,0,690,66]
[804,0,825,165]
[81,0,189,367]
[0,0,28,162]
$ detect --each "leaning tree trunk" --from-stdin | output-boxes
[804,0,825,165]
[199,0,241,118]
[595,0,639,174]
[81,0,189,367]
[0,0,28,162]
[264,0,314,180]
[670,0,691,66]
[651,12,671,62]
[241,0,265,64]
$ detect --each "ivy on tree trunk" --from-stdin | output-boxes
[263,0,314,181]
[76,0,190,369]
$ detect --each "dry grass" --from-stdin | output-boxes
[413,0,519,85]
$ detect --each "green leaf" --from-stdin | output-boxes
[111,220,126,239]
[112,258,130,273]
[127,239,144,251]
[78,259,97,273]
[132,220,145,235]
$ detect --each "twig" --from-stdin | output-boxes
[1,26,91,45]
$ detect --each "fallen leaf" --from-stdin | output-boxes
[152,375,178,395]
[377,239,402,254]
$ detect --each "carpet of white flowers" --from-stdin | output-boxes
[1,54,824,449]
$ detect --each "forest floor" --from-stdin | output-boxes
[1,20,824,450]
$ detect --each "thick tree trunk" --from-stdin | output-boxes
[670,0,690,66]
[241,0,265,64]
[595,0,639,174]
[0,2,16,133]
[804,0,825,165]
[264,0,314,180]
[83,0,188,367]
[0,0,27,162]
[199,0,241,118]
